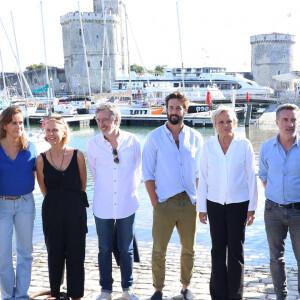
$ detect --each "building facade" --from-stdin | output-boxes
[60,0,128,94]
[0,67,69,97]
[250,33,295,90]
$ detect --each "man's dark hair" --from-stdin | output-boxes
[276,103,299,120]
[165,92,189,110]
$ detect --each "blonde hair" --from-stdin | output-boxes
[44,116,70,146]
[0,106,28,151]
[211,105,237,128]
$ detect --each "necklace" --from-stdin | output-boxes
[49,148,66,170]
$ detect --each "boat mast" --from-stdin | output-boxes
[100,0,107,94]
[123,3,132,104]
[78,2,92,97]
[0,49,8,100]
[176,1,185,92]
[10,12,25,97]
[105,24,112,93]
[11,12,25,97]
[40,1,51,100]
[0,18,34,99]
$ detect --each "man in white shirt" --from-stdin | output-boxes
[142,92,203,300]
[87,102,141,300]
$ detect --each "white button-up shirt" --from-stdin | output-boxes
[197,134,258,212]
[87,130,141,219]
[142,122,203,204]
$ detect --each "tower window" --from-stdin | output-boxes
[96,35,98,38]
[100,61,102,67]
[79,29,82,36]
[278,70,280,75]
[88,61,90,67]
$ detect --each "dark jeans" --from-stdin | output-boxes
[94,213,135,292]
[207,200,249,300]
[264,199,300,300]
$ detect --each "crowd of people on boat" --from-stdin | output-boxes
[0,92,299,300]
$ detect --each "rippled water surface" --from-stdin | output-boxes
[31,123,296,267]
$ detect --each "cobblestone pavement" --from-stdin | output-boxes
[11,238,299,299]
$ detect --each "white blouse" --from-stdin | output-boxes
[196,134,258,213]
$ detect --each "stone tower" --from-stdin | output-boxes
[250,33,295,90]
[60,0,127,94]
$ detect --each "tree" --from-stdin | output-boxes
[154,65,167,74]
[130,64,144,74]
[25,63,46,71]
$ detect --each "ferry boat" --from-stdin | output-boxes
[112,67,274,103]
[141,81,226,103]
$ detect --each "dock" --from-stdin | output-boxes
[29,113,95,126]
[255,103,300,127]
[28,108,245,128]
[121,112,215,127]
[255,104,278,126]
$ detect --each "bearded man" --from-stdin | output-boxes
[142,92,203,300]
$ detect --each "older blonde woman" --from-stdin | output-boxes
[36,116,88,300]
[197,106,258,300]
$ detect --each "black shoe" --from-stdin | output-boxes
[151,291,163,300]
[181,289,195,300]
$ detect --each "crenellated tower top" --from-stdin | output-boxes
[93,0,121,15]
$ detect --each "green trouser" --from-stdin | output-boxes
[152,191,198,289]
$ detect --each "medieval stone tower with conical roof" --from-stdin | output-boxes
[60,0,127,94]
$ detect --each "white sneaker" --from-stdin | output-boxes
[97,292,112,300]
[122,290,139,300]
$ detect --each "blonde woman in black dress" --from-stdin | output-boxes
[36,116,88,300]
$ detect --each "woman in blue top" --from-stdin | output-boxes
[0,106,37,300]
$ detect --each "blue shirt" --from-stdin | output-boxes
[258,134,300,204]
[142,122,203,204]
[0,141,37,196]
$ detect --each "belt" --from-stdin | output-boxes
[267,199,300,209]
[1,195,21,200]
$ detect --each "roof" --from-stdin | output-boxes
[272,71,300,82]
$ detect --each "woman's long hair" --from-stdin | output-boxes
[0,106,28,151]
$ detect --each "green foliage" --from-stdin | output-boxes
[25,63,46,71]
[130,64,167,74]
[130,64,144,74]
[154,65,167,73]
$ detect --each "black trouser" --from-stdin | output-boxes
[42,192,87,298]
[207,200,249,300]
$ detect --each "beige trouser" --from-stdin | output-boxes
[152,191,198,289]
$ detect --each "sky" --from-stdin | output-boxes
[0,0,300,73]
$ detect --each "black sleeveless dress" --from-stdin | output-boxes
[41,149,88,298]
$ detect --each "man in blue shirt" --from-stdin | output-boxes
[259,103,300,300]
[142,92,203,300]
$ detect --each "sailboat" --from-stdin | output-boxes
[0,16,38,116]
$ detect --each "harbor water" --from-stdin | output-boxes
[30,123,297,268]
